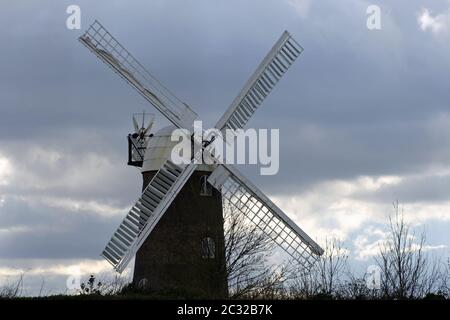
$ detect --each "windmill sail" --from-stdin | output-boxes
[79,20,197,129]
[102,160,197,272]
[215,31,303,132]
[208,165,323,269]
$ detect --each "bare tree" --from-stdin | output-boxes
[317,238,349,296]
[289,267,320,299]
[290,238,348,299]
[223,201,289,298]
[376,201,443,299]
[439,259,450,298]
[0,273,24,298]
[340,274,375,300]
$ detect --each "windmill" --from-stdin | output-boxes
[79,20,324,297]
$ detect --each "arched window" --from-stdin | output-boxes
[200,175,212,196]
[201,237,216,259]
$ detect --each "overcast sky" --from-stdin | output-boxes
[1,0,450,296]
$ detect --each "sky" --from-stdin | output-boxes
[1,0,450,296]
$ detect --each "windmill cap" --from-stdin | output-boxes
[142,125,214,173]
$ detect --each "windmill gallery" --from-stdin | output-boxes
[79,20,324,298]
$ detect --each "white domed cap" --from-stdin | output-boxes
[142,125,214,173]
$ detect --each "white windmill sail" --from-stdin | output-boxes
[208,165,323,269]
[215,31,303,132]
[79,20,197,129]
[102,160,197,272]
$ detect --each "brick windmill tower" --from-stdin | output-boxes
[130,121,227,297]
[79,20,323,298]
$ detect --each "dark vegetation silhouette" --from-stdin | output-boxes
[1,202,449,299]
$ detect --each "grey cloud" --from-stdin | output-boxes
[0,197,121,259]
[1,0,449,223]
[0,137,141,205]
[354,173,450,204]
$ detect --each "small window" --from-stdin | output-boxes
[200,175,212,196]
[201,237,216,259]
